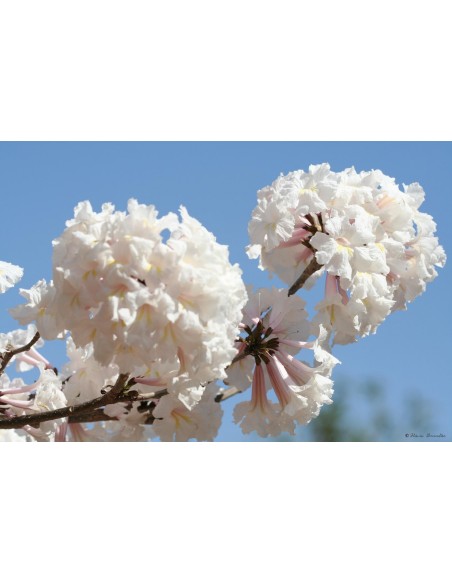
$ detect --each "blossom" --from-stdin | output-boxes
[10,200,248,408]
[247,164,446,343]
[102,403,150,441]
[61,337,119,405]
[0,260,23,293]
[70,404,152,442]
[225,288,339,437]
[31,367,67,412]
[151,382,223,442]
[23,366,67,441]
[0,373,31,416]
[9,280,61,339]
[0,324,50,373]
[0,365,66,441]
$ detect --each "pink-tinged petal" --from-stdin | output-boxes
[55,420,68,442]
[325,274,349,306]
[69,423,89,442]
[14,353,42,369]
[325,273,338,298]
[277,349,313,386]
[242,289,270,325]
[267,302,286,331]
[26,346,51,367]
[277,227,311,248]
[250,363,270,414]
[338,281,349,305]
[279,338,314,350]
[0,384,31,396]
[265,356,292,409]
[235,340,247,355]
[0,396,34,408]
[4,378,41,394]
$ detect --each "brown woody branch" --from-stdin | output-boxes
[68,410,114,424]
[287,211,327,297]
[288,256,323,297]
[0,331,175,431]
[60,388,169,424]
[0,373,130,429]
[0,332,41,376]
[214,386,243,403]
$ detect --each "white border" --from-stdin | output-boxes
[1,1,451,140]
[1,2,450,581]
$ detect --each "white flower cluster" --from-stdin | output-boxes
[0,340,67,442]
[0,324,225,442]
[11,200,248,407]
[0,325,67,442]
[65,385,223,442]
[248,164,446,343]
[225,287,339,437]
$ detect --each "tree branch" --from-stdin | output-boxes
[0,375,170,429]
[68,410,114,424]
[0,372,130,430]
[62,388,169,424]
[288,256,323,297]
[214,386,243,403]
[0,332,41,376]
[230,350,249,366]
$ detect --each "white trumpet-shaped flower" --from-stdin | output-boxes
[225,288,339,437]
[151,382,223,442]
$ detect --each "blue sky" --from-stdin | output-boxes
[0,142,450,441]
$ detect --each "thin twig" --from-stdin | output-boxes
[288,256,323,297]
[230,350,249,366]
[125,388,169,401]
[214,386,243,403]
[0,332,41,376]
[0,372,129,430]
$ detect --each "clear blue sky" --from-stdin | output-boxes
[0,142,450,441]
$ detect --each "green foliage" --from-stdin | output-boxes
[280,377,434,442]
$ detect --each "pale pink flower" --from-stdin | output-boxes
[226,288,339,437]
